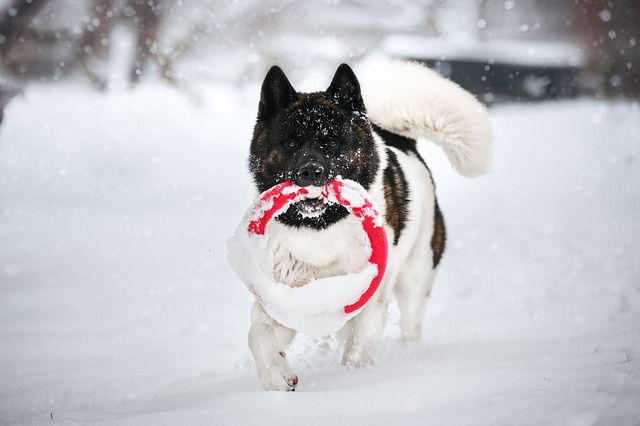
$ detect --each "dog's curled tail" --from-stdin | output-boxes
[361,60,494,177]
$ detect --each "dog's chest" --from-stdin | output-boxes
[266,216,369,288]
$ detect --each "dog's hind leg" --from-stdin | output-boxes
[394,266,436,341]
[248,301,298,391]
[394,219,438,341]
[340,284,393,367]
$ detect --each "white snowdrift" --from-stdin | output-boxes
[0,81,638,426]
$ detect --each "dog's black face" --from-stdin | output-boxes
[250,64,380,229]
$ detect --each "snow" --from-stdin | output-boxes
[0,80,639,425]
[226,178,384,337]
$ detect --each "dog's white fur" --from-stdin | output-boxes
[361,60,494,177]
[249,61,493,391]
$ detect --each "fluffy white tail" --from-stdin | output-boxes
[360,60,494,177]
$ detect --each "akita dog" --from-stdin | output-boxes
[245,61,493,391]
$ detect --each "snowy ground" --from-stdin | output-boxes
[0,77,639,425]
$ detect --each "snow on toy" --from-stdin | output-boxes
[226,177,388,337]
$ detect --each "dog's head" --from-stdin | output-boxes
[250,64,380,229]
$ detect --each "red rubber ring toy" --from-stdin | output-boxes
[246,179,388,314]
[227,177,388,336]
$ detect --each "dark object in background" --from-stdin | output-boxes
[377,36,586,106]
[415,57,581,105]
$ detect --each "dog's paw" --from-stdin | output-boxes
[258,367,298,391]
[256,352,299,391]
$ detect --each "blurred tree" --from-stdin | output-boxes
[79,0,167,86]
[1,0,47,122]
[0,0,169,88]
[79,0,165,88]
[572,0,640,98]
[0,0,49,60]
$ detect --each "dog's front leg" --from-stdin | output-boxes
[248,301,298,391]
[340,290,391,367]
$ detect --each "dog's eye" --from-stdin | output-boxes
[327,140,339,149]
[284,139,298,150]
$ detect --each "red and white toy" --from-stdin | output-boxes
[227,177,388,337]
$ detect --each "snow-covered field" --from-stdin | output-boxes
[1,77,639,425]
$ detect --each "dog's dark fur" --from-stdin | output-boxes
[250,65,379,230]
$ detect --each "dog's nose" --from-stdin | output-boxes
[295,161,327,187]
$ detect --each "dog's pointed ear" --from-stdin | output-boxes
[258,66,297,120]
[327,63,365,113]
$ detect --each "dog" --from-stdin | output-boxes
[246,60,493,391]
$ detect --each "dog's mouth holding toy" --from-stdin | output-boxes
[293,188,327,217]
[226,177,388,337]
